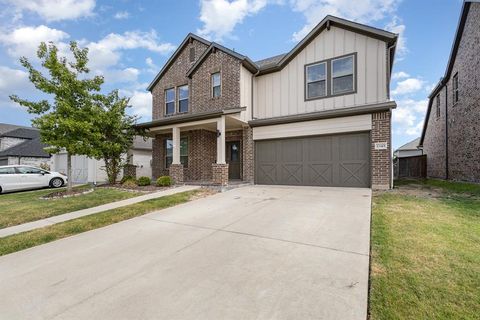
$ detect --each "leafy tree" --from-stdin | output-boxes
[92,90,139,184]
[10,41,104,192]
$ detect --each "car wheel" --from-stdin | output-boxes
[50,178,64,188]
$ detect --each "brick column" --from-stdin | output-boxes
[371,111,392,190]
[212,163,229,186]
[169,164,184,184]
[242,126,254,183]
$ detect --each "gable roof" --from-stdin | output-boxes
[395,137,421,152]
[255,53,287,69]
[419,1,475,146]
[0,137,50,158]
[0,127,40,139]
[0,123,32,136]
[186,42,258,78]
[257,15,398,75]
[147,33,211,91]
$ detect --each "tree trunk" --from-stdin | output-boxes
[67,153,73,192]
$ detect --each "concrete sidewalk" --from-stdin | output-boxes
[0,185,200,238]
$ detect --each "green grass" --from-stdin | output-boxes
[0,190,202,256]
[395,178,480,196]
[0,186,142,228]
[369,179,480,319]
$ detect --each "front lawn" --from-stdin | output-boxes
[0,186,141,228]
[0,189,207,256]
[369,179,480,319]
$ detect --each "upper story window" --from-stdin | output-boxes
[212,72,221,98]
[165,88,175,115]
[306,62,327,99]
[165,137,188,168]
[453,72,459,104]
[332,55,355,95]
[305,53,356,101]
[178,85,189,113]
[436,94,441,118]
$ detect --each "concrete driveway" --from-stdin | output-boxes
[0,185,372,320]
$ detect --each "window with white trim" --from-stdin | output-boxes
[165,88,175,115]
[178,85,189,113]
[212,72,221,98]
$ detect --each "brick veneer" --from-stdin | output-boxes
[423,3,480,183]
[242,126,254,183]
[371,111,392,189]
[169,164,184,184]
[212,163,229,185]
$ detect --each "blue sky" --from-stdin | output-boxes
[0,0,464,149]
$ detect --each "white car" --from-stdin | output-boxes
[0,165,68,194]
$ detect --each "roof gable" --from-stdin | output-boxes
[186,42,258,78]
[146,33,211,91]
[257,15,397,75]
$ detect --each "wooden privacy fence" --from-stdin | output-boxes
[394,155,427,179]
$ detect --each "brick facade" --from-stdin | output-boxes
[212,163,229,185]
[371,111,392,189]
[242,127,254,183]
[423,3,480,183]
[169,164,184,184]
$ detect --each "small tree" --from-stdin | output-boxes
[92,90,140,184]
[10,42,104,192]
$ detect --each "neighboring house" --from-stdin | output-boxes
[137,15,398,189]
[393,137,426,179]
[394,138,423,159]
[0,124,51,167]
[419,1,480,183]
[127,136,153,178]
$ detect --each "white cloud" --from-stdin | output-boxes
[99,68,140,83]
[0,25,70,59]
[0,66,37,109]
[145,57,159,73]
[391,78,425,96]
[125,91,152,119]
[85,30,175,70]
[114,11,130,19]
[392,71,409,80]
[385,16,407,56]
[290,0,400,41]
[393,98,428,136]
[197,0,271,41]
[5,0,95,22]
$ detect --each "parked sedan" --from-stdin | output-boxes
[0,165,68,194]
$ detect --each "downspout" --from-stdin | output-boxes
[445,84,449,180]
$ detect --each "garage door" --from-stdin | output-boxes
[255,132,370,187]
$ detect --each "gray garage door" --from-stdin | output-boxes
[255,132,371,188]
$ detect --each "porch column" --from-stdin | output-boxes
[216,116,226,164]
[213,116,229,186]
[169,126,184,184]
[172,126,181,164]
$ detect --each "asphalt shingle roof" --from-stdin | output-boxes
[255,53,287,69]
[0,125,49,158]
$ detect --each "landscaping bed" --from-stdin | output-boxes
[369,179,480,319]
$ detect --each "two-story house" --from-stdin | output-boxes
[419,0,480,183]
[137,15,398,189]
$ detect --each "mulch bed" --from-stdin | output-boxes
[97,184,171,193]
[41,188,94,199]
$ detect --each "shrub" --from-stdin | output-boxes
[156,176,173,187]
[122,179,137,188]
[120,175,135,184]
[136,176,151,186]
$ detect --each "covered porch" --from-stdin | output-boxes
[139,110,254,186]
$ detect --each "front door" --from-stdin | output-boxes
[226,141,241,180]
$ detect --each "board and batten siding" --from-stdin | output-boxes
[239,65,253,122]
[253,26,388,119]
